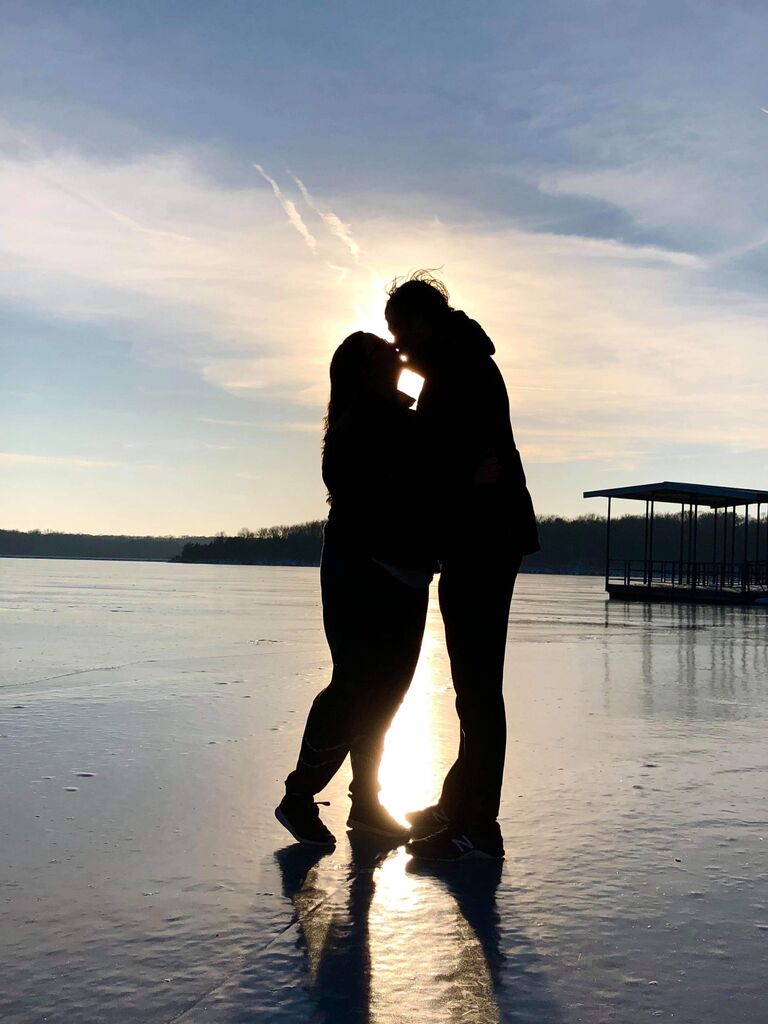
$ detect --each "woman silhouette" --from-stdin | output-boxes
[276,332,436,845]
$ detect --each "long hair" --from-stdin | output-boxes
[322,331,390,449]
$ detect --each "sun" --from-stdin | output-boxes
[327,272,424,402]
[397,367,424,402]
[352,300,391,341]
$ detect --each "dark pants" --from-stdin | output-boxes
[285,537,429,805]
[437,548,521,827]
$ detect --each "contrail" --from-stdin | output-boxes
[253,164,318,253]
[326,262,350,282]
[40,174,195,242]
[289,171,360,258]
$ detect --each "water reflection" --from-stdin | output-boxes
[274,838,379,1023]
[602,599,768,722]
[274,841,561,1024]
[267,603,561,1024]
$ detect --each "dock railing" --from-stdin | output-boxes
[609,559,768,595]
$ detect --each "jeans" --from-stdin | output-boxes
[285,536,429,805]
[437,548,521,826]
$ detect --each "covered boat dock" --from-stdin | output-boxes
[584,481,768,604]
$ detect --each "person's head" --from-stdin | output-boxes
[384,271,453,371]
[325,331,400,433]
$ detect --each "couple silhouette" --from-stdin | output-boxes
[276,272,539,861]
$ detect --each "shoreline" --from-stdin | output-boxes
[0,553,602,575]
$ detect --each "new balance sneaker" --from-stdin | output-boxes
[275,795,336,847]
[406,823,505,862]
[347,802,410,841]
[405,803,450,838]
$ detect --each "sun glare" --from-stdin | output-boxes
[397,367,424,402]
[353,305,391,339]
[352,274,393,340]
[377,625,445,823]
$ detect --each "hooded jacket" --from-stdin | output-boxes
[416,310,540,557]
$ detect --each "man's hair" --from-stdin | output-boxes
[385,270,452,324]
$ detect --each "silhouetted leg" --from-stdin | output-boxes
[348,579,428,805]
[284,667,357,797]
[284,540,371,797]
[286,539,429,802]
[437,551,520,825]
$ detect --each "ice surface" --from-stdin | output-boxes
[2,559,768,1022]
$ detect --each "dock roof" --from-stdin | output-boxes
[583,481,768,508]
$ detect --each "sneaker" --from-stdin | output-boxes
[406,823,505,862]
[275,795,336,847]
[405,803,450,838]
[347,802,410,841]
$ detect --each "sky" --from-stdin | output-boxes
[2,0,767,535]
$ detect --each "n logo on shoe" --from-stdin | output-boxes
[451,835,474,853]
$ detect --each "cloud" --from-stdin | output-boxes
[197,417,319,432]
[4,0,768,531]
[0,148,341,395]
[2,138,768,471]
[253,163,318,253]
[0,452,120,468]
[288,171,361,259]
[41,173,197,244]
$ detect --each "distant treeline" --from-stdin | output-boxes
[0,529,210,562]
[4,512,761,572]
[177,512,762,573]
[176,522,326,566]
[525,511,761,574]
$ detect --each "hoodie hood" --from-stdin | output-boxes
[447,309,495,357]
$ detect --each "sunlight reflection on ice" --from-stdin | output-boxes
[368,850,502,1024]
[368,616,502,1023]
[377,624,449,824]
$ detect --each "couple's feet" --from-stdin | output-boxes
[275,796,505,861]
[406,821,505,862]
[403,804,505,861]
[275,794,408,848]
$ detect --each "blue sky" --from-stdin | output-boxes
[2,0,767,534]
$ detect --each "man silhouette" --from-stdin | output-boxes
[385,273,539,861]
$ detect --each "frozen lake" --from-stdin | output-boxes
[2,558,768,1023]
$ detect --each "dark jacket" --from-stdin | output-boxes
[323,392,438,572]
[417,310,540,557]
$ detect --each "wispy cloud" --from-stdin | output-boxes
[198,417,319,432]
[288,171,361,259]
[253,163,318,253]
[42,173,197,244]
[5,1,768,529]
[2,139,768,472]
[0,452,120,468]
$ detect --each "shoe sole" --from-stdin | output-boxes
[405,811,450,824]
[406,847,504,862]
[409,824,446,839]
[346,817,410,840]
[406,814,450,837]
[275,807,336,848]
